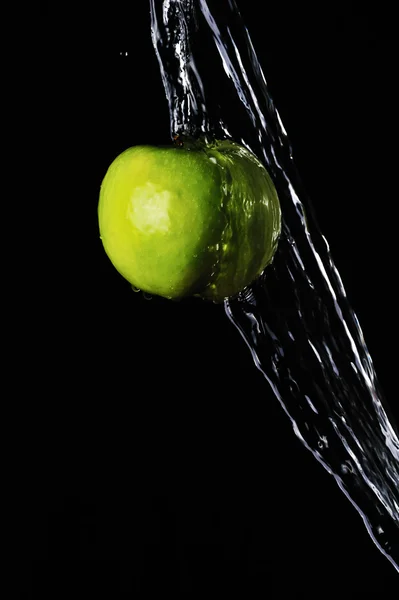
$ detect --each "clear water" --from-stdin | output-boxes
[149,0,399,570]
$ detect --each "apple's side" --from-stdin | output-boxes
[198,140,281,301]
[98,145,227,299]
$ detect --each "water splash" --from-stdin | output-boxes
[150,0,399,570]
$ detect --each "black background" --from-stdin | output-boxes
[18,1,398,596]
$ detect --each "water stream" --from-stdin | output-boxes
[149,0,399,570]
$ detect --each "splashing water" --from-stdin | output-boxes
[149,0,399,570]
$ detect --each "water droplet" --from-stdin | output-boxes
[340,461,354,475]
[317,435,328,450]
[131,285,141,293]
[305,395,318,414]
[143,292,153,301]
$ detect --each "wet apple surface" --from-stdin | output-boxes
[98,138,281,302]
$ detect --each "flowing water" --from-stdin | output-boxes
[149,0,399,570]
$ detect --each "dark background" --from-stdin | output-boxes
[18,0,397,596]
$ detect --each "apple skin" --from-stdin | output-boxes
[98,139,281,302]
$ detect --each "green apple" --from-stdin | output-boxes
[98,138,281,302]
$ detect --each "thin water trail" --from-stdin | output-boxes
[150,0,399,570]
